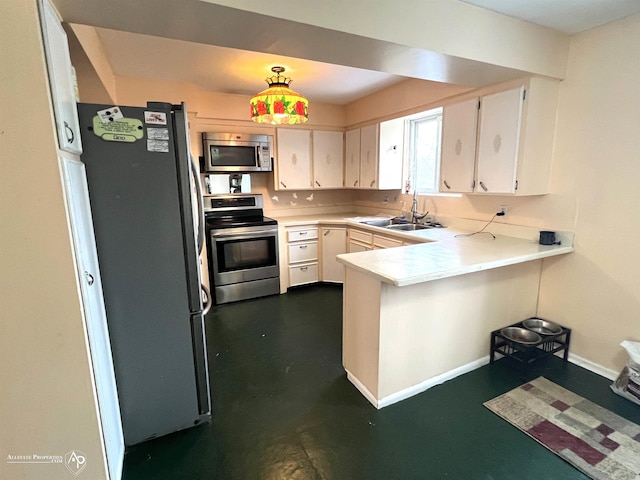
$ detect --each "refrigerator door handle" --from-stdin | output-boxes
[201,283,212,316]
[190,155,205,255]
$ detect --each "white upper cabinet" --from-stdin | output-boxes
[39,0,82,155]
[276,128,343,190]
[359,124,379,189]
[312,130,344,189]
[345,122,403,191]
[345,129,361,188]
[378,118,404,190]
[276,128,312,189]
[476,87,524,194]
[440,98,478,193]
[439,77,559,196]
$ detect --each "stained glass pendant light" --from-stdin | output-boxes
[250,66,309,124]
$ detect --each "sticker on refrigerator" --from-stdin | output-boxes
[147,127,169,141]
[144,111,167,125]
[92,116,143,142]
[147,139,169,153]
[96,106,124,123]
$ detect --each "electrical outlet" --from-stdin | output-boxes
[499,205,508,217]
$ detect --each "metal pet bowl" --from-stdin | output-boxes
[523,318,563,336]
[500,326,542,345]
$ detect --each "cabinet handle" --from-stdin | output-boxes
[300,266,308,271]
[479,181,488,192]
[324,231,330,236]
[370,180,375,187]
[353,180,358,187]
[443,180,451,190]
[299,231,307,235]
[280,181,287,188]
[299,245,308,249]
[85,271,95,286]
[64,121,75,144]
[315,180,321,187]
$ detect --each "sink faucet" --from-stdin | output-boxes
[411,191,428,224]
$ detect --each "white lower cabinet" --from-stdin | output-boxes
[282,225,412,289]
[320,227,346,283]
[348,228,405,252]
[286,226,319,287]
[348,229,373,252]
[373,234,402,249]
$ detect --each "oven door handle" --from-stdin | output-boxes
[211,229,277,241]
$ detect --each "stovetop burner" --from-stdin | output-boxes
[204,193,277,229]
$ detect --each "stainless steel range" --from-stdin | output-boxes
[205,194,279,304]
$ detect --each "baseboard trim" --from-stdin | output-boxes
[347,357,491,410]
[377,357,491,409]
[568,353,618,381]
[347,354,618,410]
[346,371,380,408]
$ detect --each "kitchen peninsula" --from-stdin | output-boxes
[335,223,573,408]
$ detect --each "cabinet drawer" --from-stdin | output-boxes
[373,235,402,249]
[349,229,372,244]
[288,241,318,263]
[348,241,371,253]
[289,263,319,286]
[287,228,318,242]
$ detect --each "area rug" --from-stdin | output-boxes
[484,377,640,480]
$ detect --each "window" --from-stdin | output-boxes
[404,108,442,194]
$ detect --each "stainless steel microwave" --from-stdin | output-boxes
[202,133,273,173]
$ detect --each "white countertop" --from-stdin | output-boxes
[271,212,574,287]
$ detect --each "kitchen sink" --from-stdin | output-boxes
[385,223,432,231]
[361,219,392,227]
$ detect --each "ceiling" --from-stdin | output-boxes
[72,0,640,105]
[460,0,640,35]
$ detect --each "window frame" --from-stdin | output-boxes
[403,107,443,195]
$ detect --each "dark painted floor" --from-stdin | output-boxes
[122,284,640,480]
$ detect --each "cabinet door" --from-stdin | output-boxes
[476,87,524,194]
[359,124,379,189]
[60,156,124,480]
[440,98,478,193]
[312,131,344,189]
[276,129,312,189]
[345,129,361,188]
[378,118,404,190]
[39,0,82,154]
[321,228,347,283]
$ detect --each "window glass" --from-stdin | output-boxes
[404,108,442,194]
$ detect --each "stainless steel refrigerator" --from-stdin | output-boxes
[77,102,211,446]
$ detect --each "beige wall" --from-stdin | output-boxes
[0,1,107,479]
[536,14,640,372]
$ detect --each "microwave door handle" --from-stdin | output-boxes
[190,156,205,254]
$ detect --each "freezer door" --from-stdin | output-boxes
[191,312,211,415]
[165,102,204,314]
